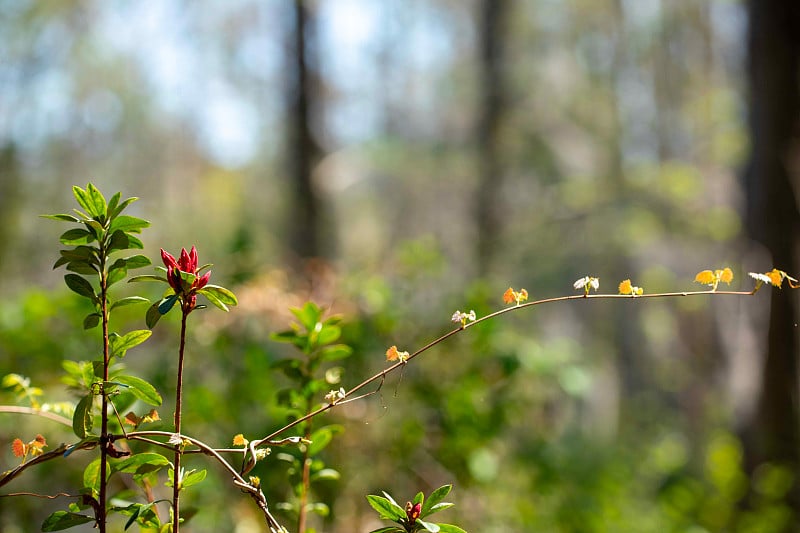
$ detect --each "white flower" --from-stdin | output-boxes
[451,311,463,324]
[749,272,772,285]
[168,433,183,446]
[325,387,346,404]
[573,276,589,289]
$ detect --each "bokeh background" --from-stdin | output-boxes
[1,0,799,532]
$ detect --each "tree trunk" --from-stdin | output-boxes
[743,0,800,512]
[287,0,323,260]
[475,0,508,276]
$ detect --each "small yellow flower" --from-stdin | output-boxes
[618,279,643,296]
[695,268,734,291]
[386,345,409,362]
[749,268,799,289]
[503,287,529,306]
[233,434,249,447]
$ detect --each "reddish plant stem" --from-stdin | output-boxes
[297,420,312,533]
[98,266,109,533]
[172,310,189,533]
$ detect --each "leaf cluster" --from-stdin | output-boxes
[366,484,466,533]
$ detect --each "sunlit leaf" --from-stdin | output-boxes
[108,215,150,235]
[180,469,207,489]
[110,330,152,359]
[41,213,81,222]
[113,452,170,474]
[41,511,94,531]
[113,374,161,405]
[111,296,150,310]
[366,495,406,521]
[83,456,108,493]
[60,228,95,246]
[72,394,93,439]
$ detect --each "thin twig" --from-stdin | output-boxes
[0,405,72,426]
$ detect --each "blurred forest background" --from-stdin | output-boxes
[1,0,799,532]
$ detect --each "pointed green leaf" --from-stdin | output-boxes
[200,289,228,311]
[180,468,207,489]
[60,228,95,246]
[113,374,161,405]
[113,452,170,474]
[109,215,150,234]
[85,183,107,219]
[67,261,99,275]
[308,425,344,456]
[127,234,144,249]
[198,285,237,306]
[291,302,322,331]
[84,456,108,493]
[41,213,81,222]
[83,313,101,330]
[146,302,162,329]
[421,485,452,517]
[417,519,439,532]
[316,324,341,345]
[53,256,70,269]
[110,196,138,219]
[158,294,178,315]
[107,191,121,216]
[128,274,168,283]
[111,296,150,310]
[427,503,454,514]
[41,511,95,531]
[414,491,424,506]
[319,344,353,362]
[64,274,96,300]
[123,254,151,269]
[108,229,130,252]
[72,185,93,216]
[107,259,128,287]
[72,394,93,438]
[366,495,406,521]
[109,330,152,359]
[435,524,467,533]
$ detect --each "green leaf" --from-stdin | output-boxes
[41,213,81,222]
[107,259,128,287]
[109,215,150,234]
[85,183,108,219]
[108,230,130,252]
[73,394,93,438]
[113,374,162,405]
[67,260,99,275]
[413,491,424,506]
[128,274,168,283]
[316,324,341,345]
[307,425,343,456]
[41,511,95,531]
[158,294,178,315]
[435,524,467,533]
[113,452,170,474]
[60,228,95,246]
[83,457,108,493]
[310,468,340,481]
[146,302,162,329]
[64,274,96,300]
[181,468,207,489]
[127,234,144,249]
[200,289,229,312]
[319,344,353,362]
[110,196,138,219]
[107,191,121,217]
[198,285,237,306]
[417,519,440,532]
[366,495,406,521]
[291,302,322,331]
[367,528,405,533]
[111,296,150,310]
[72,185,94,217]
[109,329,152,359]
[123,254,152,269]
[421,485,452,517]
[83,313,101,330]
